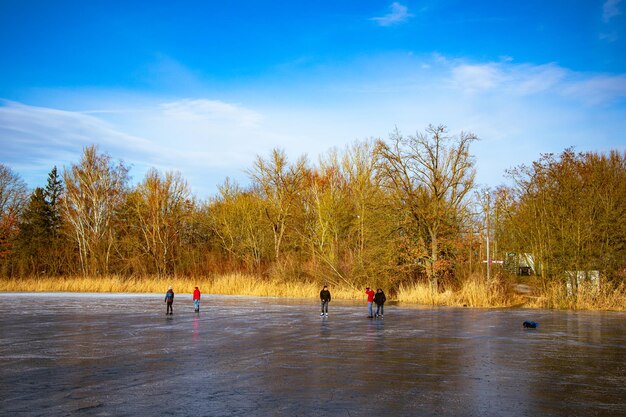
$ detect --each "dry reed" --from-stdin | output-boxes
[527,281,626,311]
[395,276,520,308]
[0,274,358,300]
[1,274,623,310]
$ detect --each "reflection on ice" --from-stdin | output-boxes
[0,294,625,416]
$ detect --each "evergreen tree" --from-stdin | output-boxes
[16,168,67,275]
[45,166,63,236]
[18,188,54,274]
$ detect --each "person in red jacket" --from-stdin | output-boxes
[193,286,201,313]
[365,287,375,318]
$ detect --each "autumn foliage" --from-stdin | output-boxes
[1,133,625,310]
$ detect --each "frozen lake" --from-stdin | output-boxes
[1,293,625,416]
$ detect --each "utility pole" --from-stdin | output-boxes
[486,190,491,284]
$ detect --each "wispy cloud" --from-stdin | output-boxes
[0,98,268,195]
[561,73,626,105]
[449,62,566,95]
[2,55,625,197]
[0,99,155,159]
[598,31,619,42]
[450,64,506,93]
[160,99,262,126]
[370,2,413,27]
[0,100,163,183]
[600,0,622,41]
[603,0,622,22]
[447,60,626,105]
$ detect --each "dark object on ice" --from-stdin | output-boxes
[523,321,539,328]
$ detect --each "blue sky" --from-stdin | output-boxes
[1,0,625,197]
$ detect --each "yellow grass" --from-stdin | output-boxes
[396,282,456,306]
[395,276,519,308]
[0,274,358,299]
[1,274,623,310]
[527,281,626,311]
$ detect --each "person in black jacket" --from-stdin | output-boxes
[164,286,174,315]
[374,288,386,318]
[320,285,331,317]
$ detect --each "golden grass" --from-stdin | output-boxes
[1,274,623,310]
[396,282,455,306]
[395,276,520,308]
[0,275,151,293]
[0,274,358,300]
[527,281,626,311]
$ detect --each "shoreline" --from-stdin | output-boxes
[1,274,624,312]
[0,288,626,313]
[0,290,536,311]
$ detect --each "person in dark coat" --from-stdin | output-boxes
[165,286,174,315]
[374,288,386,318]
[320,285,331,317]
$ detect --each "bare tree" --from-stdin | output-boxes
[341,141,379,264]
[132,169,191,276]
[300,150,356,288]
[207,178,268,272]
[248,149,307,262]
[375,125,477,291]
[0,164,27,262]
[0,164,27,218]
[62,145,128,275]
[503,149,626,289]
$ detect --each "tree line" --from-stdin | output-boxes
[1,126,624,294]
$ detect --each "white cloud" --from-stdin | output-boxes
[160,99,262,126]
[603,0,622,22]
[2,55,625,197]
[449,62,560,94]
[512,64,567,95]
[561,74,626,105]
[370,2,413,27]
[0,98,269,195]
[0,100,164,186]
[450,63,506,93]
[447,60,626,105]
[598,31,619,42]
[0,99,155,160]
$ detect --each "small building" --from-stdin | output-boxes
[505,252,538,276]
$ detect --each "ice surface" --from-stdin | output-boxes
[0,294,625,416]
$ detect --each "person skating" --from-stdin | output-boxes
[374,288,386,318]
[365,287,375,318]
[320,285,331,317]
[165,286,174,315]
[193,286,201,312]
